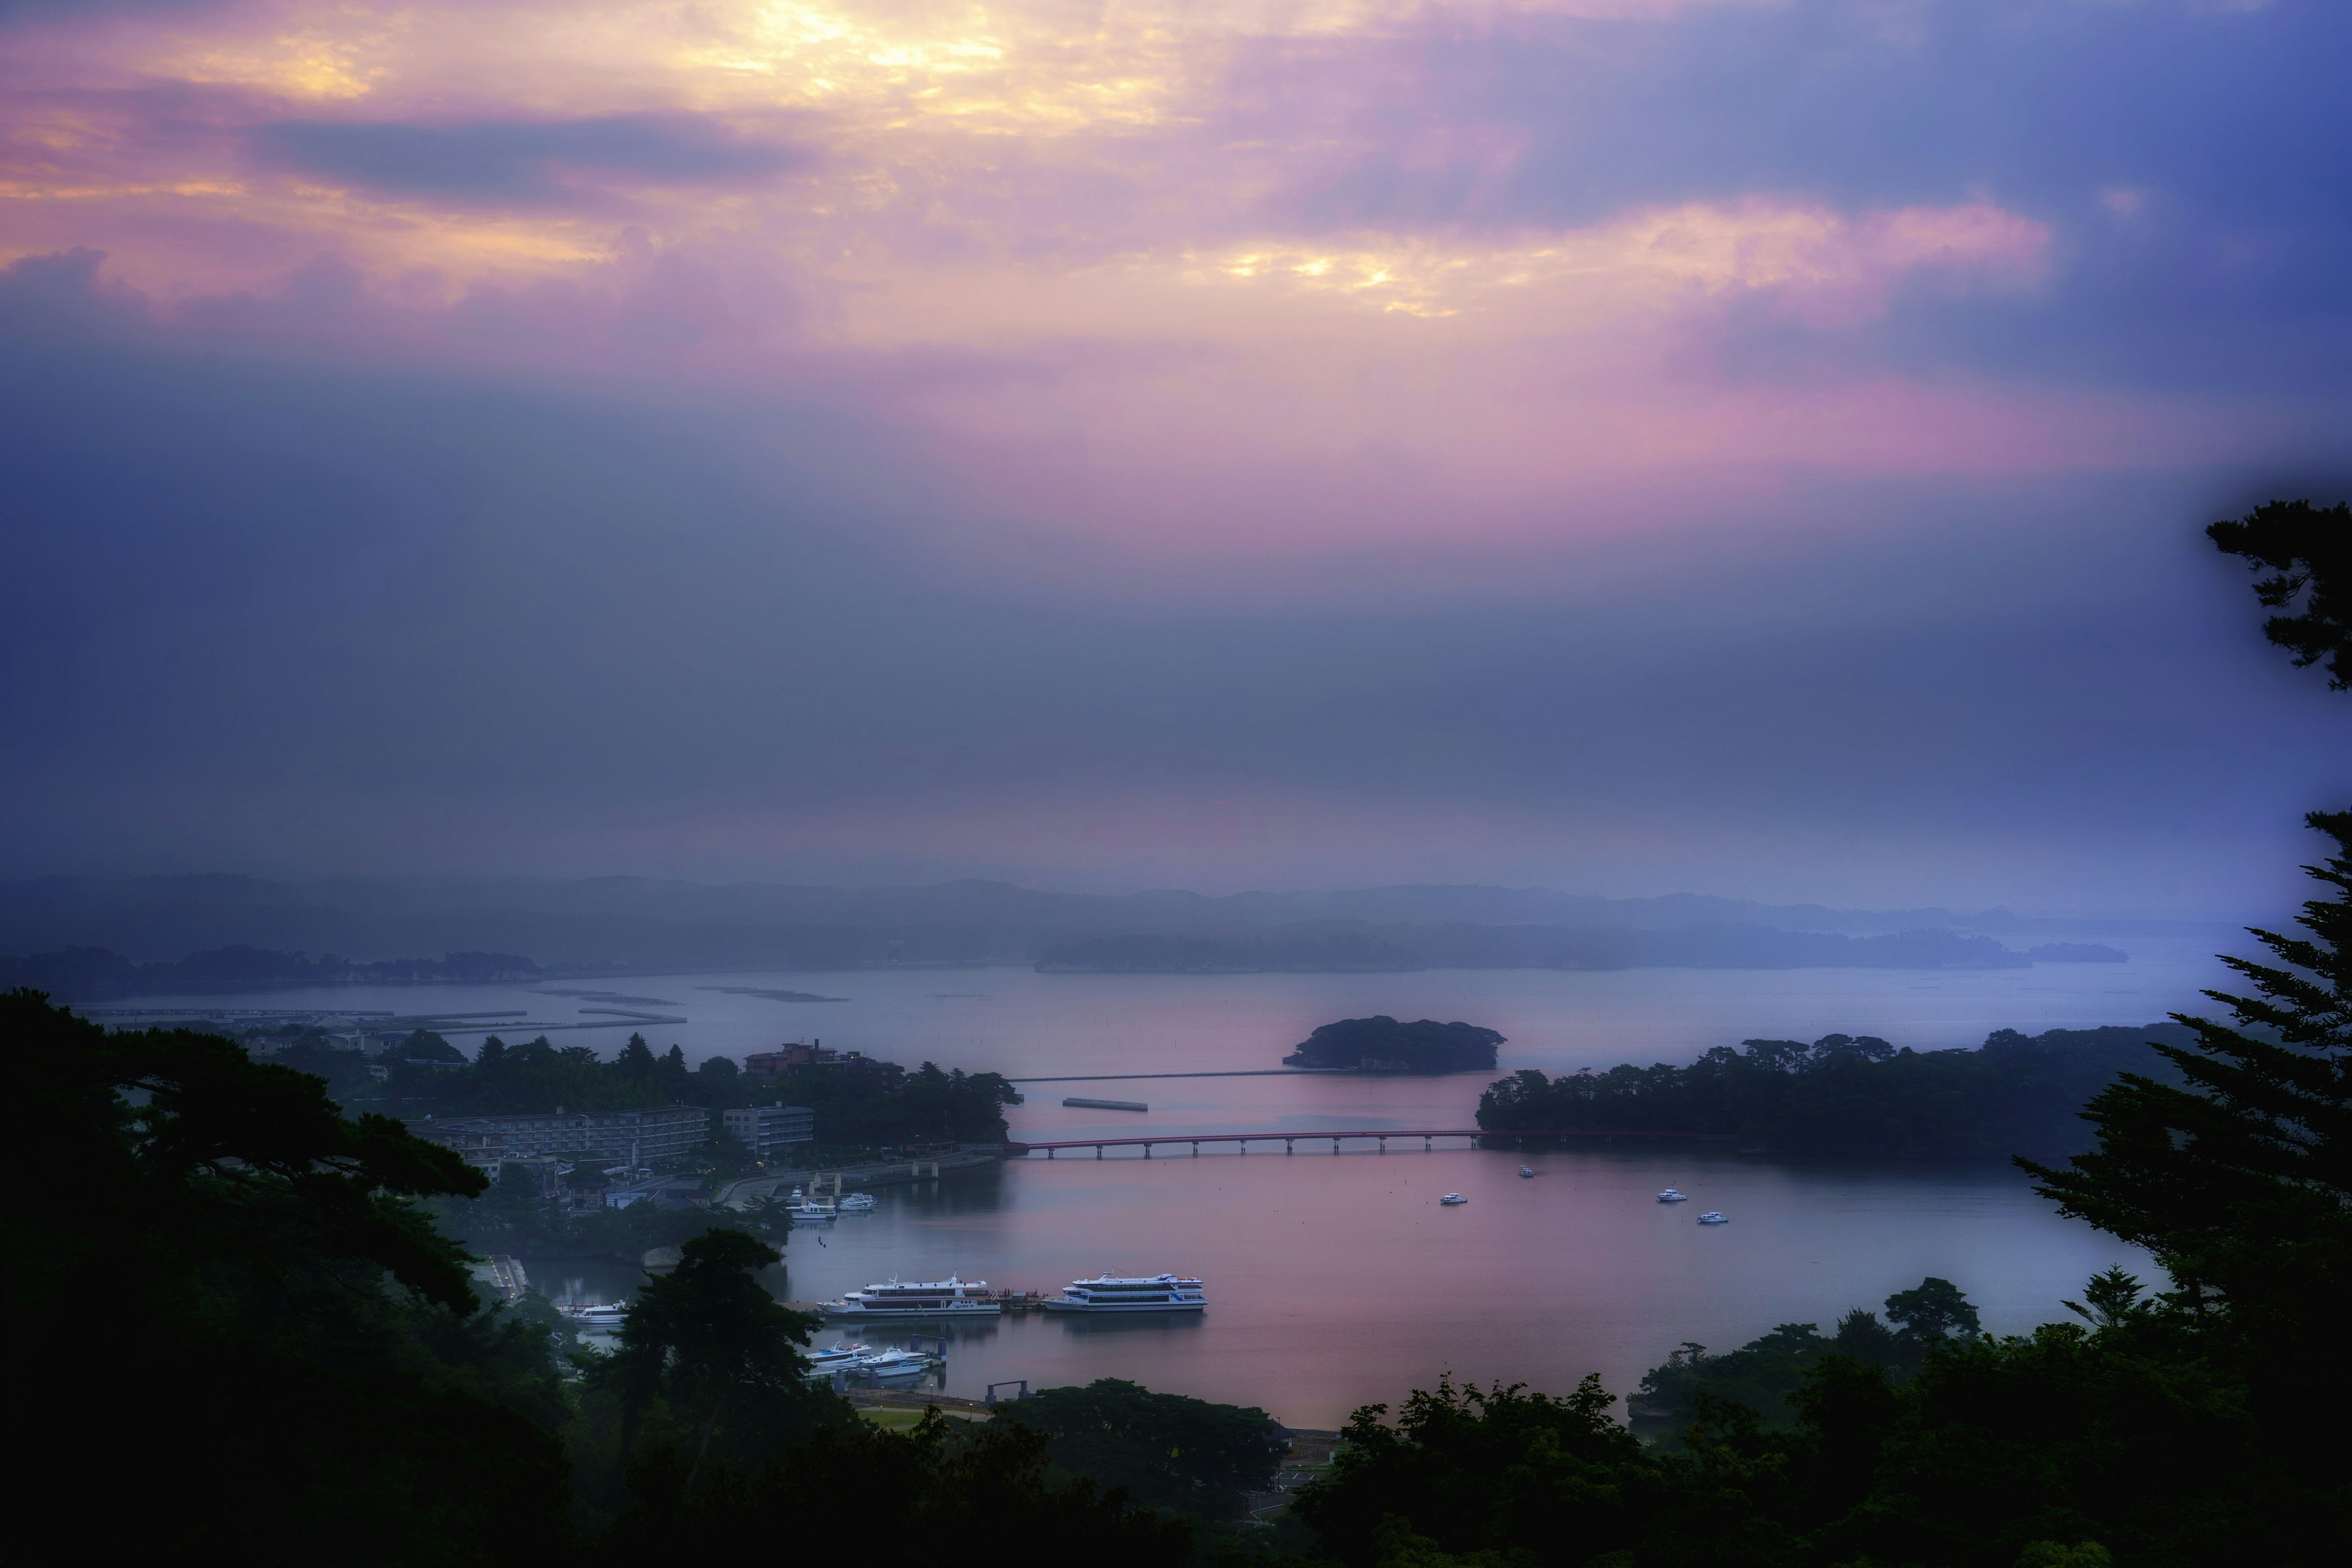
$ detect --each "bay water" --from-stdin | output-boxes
[120,933,2238,1425]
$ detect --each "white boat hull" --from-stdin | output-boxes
[821,1303,1002,1319]
[1041,1299,1205,1313]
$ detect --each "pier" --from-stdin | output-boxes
[1006,1128,1696,1158]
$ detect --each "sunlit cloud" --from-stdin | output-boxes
[1,0,2343,570]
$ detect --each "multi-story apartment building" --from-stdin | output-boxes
[413,1104,708,1169]
[722,1104,816,1158]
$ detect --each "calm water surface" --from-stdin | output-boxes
[117,951,2222,1425]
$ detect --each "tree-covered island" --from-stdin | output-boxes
[1284,1015,1504,1072]
[1477,1023,2198,1160]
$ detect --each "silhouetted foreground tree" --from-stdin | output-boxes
[9,987,573,1562]
[998,1377,1291,1520]
[2209,497,2351,687]
[2023,813,2352,1442]
[595,1406,1191,1566]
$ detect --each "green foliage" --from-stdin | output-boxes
[370,1033,1020,1150]
[2208,497,2352,688]
[592,1407,1193,1564]
[8,987,573,1561]
[1480,1023,2196,1159]
[431,1175,774,1261]
[1292,1378,1662,1567]
[1632,1280,1962,1438]
[585,1229,836,1482]
[1283,1016,1505,1072]
[1298,1290,2340,1567]
[2062,1267,2146,1330]
[1000,1377,1290,1521]
[1885,1275,1982,1346]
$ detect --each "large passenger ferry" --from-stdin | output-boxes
[820,1276,1003,1319]
[1041,1273,1207,1313]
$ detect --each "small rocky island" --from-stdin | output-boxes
[1284,1015,1504,1072]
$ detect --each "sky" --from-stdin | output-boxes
[2,0,2348,916]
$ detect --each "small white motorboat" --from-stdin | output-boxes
[1657,1188,1689,1203]
[1439,1193,1469,1205]
[856,1347,938,1378]
[805,1343,869,1371]
[1697,1211,1729,1225]
[835,1191,877,1212]
[1518,1166,1536,1178]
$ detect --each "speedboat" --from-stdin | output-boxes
[835,1192,877,1212]
[821,1276,1004,1319]
[1697,1211,1729,1225]
[1518,1166,1536,1178]
[1439,1193,1468,1205]
[1657,1188,1689,1203]
[805,1343,869,1371]
[856,1347,938,1378]
[1041,1273,1207,1313]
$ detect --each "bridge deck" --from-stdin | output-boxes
[1006,1128,1692,1153]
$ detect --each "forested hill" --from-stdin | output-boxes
[1477,1024,2198,1161]
[0,944,541,997]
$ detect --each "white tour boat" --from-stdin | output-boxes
[1439,1193,1469,1205]
[820,1276,1003,1319]
[1697,1211,1730,1225]
[1041,1273,1207,1313]
[835,1192,877,1212]
[1657,1188,1689,1203]
[562,1300,629,1330]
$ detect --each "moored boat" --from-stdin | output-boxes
[562,1300,629,1329]
[1041,1273,1207,1313]
[1439,1193,1468,1205]
[821,1276,1003,1319]
[1518,1166,1536,1178]
[835,1192,877,1212]
[1657,1188,1689,1203]
[1697,1211,1729,1225]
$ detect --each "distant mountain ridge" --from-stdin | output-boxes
[0,873,2162,977]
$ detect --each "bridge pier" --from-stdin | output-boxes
[1378,1136,1387,1153]
[1095,1145,1103,1159]
[1144,1142,1152,1158]
[1047,1147,1055,1159]
[1284,1139,1293,1154]
[1424,1136,1432,1150]
[1333,1137,1341,1153]
[1190,1141,1199,1156]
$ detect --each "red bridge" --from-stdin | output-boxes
[1004,1128,1694,1158]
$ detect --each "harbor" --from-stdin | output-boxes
[531,1135,2141,1428]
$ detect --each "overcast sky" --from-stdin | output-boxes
[2,0,2346,916]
